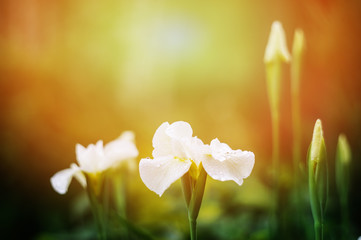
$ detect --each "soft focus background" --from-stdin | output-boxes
[1,0,361,239]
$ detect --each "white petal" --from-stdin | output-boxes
[184,136,209,166]
[152,122,173,157]
[118,131,135,142]
[76,141,106,173]
[95,140,104,151]
[152,121,196,159]
[70,163,86,188]
[75,144,86,162]
[104,133,139,168]
[165,121,193,140]
[139,156,192,196]
[76,143,90,169]
[208,138,232,161]
[203,139,255,185]
[166,121,194,158]
[50,165,82,194]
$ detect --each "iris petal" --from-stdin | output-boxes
[50,165,83,194]
[139,156,192,196]
[104,132,139,168]
[203,139,255,185]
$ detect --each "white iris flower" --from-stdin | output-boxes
[51,131,139,194]
[139,121,255,196]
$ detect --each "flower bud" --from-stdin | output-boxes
[336,134,352,203]
[309,119,326,174]
[264,21,291,63]
[291,29,305,94]
[308,119,328,225]
[292,29,305,61]
[336,134,351,165]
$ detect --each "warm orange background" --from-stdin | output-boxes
[0,0,360,238]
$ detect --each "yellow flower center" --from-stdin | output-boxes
[86,172,103,197]
[175,156,201,180]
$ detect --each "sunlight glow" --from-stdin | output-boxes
[154,19,199,57]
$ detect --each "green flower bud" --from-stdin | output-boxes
[292,29,305,63]
[308,119,328,240]
[336,134,352,203]
[264,21,291,119]
[291,29,305,94]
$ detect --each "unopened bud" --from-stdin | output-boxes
[264,21,291,63]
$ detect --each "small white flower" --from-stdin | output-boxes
[264,21,291,63]
[139,121,205,196]
[103,131,139,170]
[51,131,139,194]
[139,121,255,196]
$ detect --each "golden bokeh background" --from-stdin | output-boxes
[1,0,361,239]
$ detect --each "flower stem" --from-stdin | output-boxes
[271,111,280,239]
[103,175,110,234]
[87,188,106,239]
[265,59,282,239]
[291,75,301,187]
[188,217,197,240]
[114,172,127,219]
[272,112,280,185]
[340,197,350,240]
[291,30,304,187]
[113,169,130,239]
[314,221,323,240]
[182,165,207,240]
[336,135,351,240]
[86,174,107,240]
[291,37,303,236]
[309,175,323,240]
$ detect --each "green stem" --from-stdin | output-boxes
[314,221,323,240]
[292,83,301,186]
[309,172,323,240]
[87,188,106,239]
[85,174,107,240]
[113,170,129,239]
[291,58,303,237]
[265,59,282,239]
[271,111,280,239]
[291,34,302,185]
[103,175,110,233]
[182,165,207,240]
[189,217,197,240]
[341,197,349,240]
[272,113,280,187]
[114,173,127,218]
